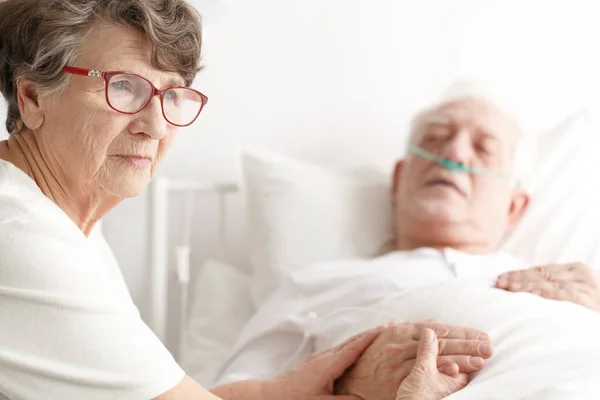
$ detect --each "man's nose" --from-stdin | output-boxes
[440,132,472,164]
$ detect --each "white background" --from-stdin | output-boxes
[3,0,600,350]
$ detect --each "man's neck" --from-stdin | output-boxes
[395,225,495,255]
[0,131,118,236]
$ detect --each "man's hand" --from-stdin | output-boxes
[263,325,385,400]
[335,320,492,400]
[396,329,469,400]
[495,263,600,312]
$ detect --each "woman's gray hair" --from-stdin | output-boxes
[0,0,203,134]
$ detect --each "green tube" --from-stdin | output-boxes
[408,145,515,182]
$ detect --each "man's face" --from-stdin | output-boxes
[394,97,529,246]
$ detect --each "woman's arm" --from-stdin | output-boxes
[155,327,383,400]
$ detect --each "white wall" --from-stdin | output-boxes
[3,0,600,352]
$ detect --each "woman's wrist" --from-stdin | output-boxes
[260,377,285,400]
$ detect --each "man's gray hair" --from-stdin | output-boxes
[0,0,203,134]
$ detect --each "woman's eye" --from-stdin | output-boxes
[111,81,132,92]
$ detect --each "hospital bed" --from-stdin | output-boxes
[145,109,600,394]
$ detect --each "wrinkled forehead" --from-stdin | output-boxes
[424,97,521,146]
[78,21,185,87]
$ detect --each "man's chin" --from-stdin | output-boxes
[415,201,465,224]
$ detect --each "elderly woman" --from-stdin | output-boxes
[0,0,489,399]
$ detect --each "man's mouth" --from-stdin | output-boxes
[425,178,464,195]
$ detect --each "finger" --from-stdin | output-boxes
[413,328,439,372]
[437,363,459,377]
[328,326,385,378]
[384,339,492,367]
[415,321,489,341]
[497,268,542,288]
[332,325,384,354]
[438,355,485,373]
[511,280,557,293]
[438,339,494,358]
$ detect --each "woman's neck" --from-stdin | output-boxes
[0,131,118,236]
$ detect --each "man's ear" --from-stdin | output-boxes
[392,160,404,203]
[17,80,44,130]
[507,188,530,228]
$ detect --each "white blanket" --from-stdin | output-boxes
[328,280,600,399]
[217,251,600,397]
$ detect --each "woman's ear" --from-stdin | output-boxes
[392,160,404,203]
[17,80,44,130]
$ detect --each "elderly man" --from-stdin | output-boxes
[214,87,600,399]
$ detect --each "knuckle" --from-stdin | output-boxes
[382,343,402,358]
[432,323,449,337]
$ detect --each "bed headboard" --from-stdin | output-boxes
[147,176,238,348]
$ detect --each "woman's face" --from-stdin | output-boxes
[35,22,184,198]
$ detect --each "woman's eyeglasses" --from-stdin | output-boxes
[62,66,207,127]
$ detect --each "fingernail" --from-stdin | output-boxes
[510,282,521,291]
[496,278,508,287]
[386,320,400,328]
[469,356,484,367]
[532,290,541,295]
[479,333,490,340]
[479,344,493,356]
[424,329,435,342]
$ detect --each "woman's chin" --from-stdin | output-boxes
[107,176,151,198]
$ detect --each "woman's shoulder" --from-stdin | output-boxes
[0,160,106,291]
[0,159,70,226]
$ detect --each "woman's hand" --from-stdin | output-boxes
[396,329,469,400]
[263,325,385,400]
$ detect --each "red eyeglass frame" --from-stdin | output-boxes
[62,66,208,127]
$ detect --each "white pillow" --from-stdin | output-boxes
[181,259,254,388]
[238,147,394,306]
[499,110,600,268]
[239,110,600,307]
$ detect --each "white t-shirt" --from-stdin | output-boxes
[0,159,184,400]
[215,248,529,386]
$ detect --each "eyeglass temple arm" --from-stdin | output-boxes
[62,66,104,77]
